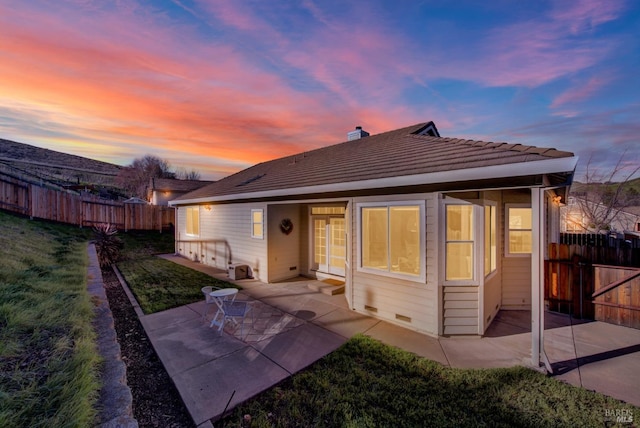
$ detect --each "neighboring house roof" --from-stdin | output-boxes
[624,206,640,216]
[150,178,214,193]
[171,121,577,205]
[123,197,149,204]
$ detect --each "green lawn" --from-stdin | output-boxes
[116,231,238,314]
[117,257,238,314]
[222,334,638,428]
[0,211,98,427]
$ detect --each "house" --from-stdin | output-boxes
[561,196,640,233]
[123,196,150,204]
[148,178,214,205]
[169,122,577,367]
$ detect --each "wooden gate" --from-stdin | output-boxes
[593,266,640,329]
[545,243,594,319]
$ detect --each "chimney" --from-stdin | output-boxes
[347,126,369,141]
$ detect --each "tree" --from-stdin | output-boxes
[571,151,640,233]
[116,155,175,199]
[175,167,201,180]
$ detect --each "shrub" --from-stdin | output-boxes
[93,223,123,267]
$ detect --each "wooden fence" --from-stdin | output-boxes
[0,172,174,231]
[546,240,640,329]
[559,233,640,267]
[545,243,594,319]
[593,265,640,329]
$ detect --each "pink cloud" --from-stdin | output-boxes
[549,0,625,33]
[0,2,362,177]
[427,0,625,88]
[551,76,612,109]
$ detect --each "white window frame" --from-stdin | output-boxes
[185,206,200,237]
[356,201,426,282]
[251,208,264,239]
[441,199,482,286]
[484,202,497,278]
[505,203,532,257]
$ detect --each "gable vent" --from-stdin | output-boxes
[347,126,369,141]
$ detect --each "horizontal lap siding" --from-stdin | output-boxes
[483,273,502,331]
[176,204,268,281]
[353,272,438,332]
[502,257,531,308]
[502,191,532,309]
[483,190,503,332]
[351,194,438,336]
[443,286,479,335]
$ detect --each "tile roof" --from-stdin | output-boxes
[150,178,214,192]
[173,121,575,203]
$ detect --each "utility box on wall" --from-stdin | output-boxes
[228,264,248,280]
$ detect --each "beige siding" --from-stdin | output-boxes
[501,190,532,309]
[482,190,503,332]
[175,203,269,282]
[267,204,301,282]
[483,273,502,330]
[443,285,479,335]
[175,205,207,262]
[426,195,440,335]
[350,193,439,336]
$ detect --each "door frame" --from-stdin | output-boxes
[310,214,346,277]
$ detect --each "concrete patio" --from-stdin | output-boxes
[126,254,640,427]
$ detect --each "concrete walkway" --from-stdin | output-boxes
[128,255,640,426]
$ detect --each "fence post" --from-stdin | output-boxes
[579,261,584,319]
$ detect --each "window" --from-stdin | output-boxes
[484,204,497,276]
[359,203,423,278]
[311,206,346,215]
[506,205,532,255]
[251,209,264,239]
[445,205,474,281]
[185,206,199,236]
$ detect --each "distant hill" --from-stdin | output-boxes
[0,138,123,191]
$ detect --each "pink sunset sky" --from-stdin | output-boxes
[0,0,638,180]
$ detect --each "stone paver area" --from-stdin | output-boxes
[219,298,305,343]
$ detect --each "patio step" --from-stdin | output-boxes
[308,279,345,295]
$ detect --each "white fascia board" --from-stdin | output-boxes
[170,156,578,206]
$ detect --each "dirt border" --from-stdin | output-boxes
[87,244,138,427]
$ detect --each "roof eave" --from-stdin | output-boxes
[169,156,578,206]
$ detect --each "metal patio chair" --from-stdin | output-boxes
[210,298,253,337]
